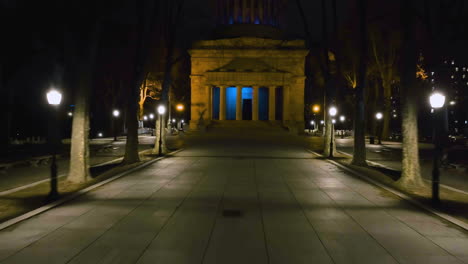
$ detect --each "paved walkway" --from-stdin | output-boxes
[0,130,467,263]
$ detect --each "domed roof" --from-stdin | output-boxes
[213,0,286,39]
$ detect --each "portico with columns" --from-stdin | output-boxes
[189,37,308,133]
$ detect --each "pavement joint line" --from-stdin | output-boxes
[307,149,468,232]
[0,149,151,197]
[0,148,184,231]
[337,149,468,196]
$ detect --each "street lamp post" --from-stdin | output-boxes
[312,104,320,134]
[329,106,337,158]
[157,105,166,156]
[149,114,155,136]
[429,92,446,203]
[310,120,315,134]
[112,109,120,141]
[375,112,383,144]
[46,89,62,199]
[339,115,345,138]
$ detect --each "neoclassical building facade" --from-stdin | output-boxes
[189,0,308,133]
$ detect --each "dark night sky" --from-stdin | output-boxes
[2,0,467,139]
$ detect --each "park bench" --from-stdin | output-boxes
[0,163,14,174]
[28,155,53,167]
[98,144,114,153]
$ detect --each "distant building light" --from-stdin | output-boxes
[98,132,103,137]
[68,112,73,117]
[431,71,435,75]
[455,67,459,71]
[320,120,324,124]
[431,109,434,113]
[451,60,455,65]
[450,101,456,105]
[455,120,458,123]
[393,114,397,118]
[451,75,455,79]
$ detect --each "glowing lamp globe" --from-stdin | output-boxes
[149,114,154,119]
[340,116,345,122]
[375,112,383,120]
[157,105,166,115]
[329,107,337,117]
[176,104,184,111]
[312,104,320,113]
[430,92,445,108]
[113,110,120,117]
[47,90,62,105]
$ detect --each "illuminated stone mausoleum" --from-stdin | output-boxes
[189,0,308,133]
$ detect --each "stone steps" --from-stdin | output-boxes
[207,120,288,134]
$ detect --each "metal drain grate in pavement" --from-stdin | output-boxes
[222,209,243,217]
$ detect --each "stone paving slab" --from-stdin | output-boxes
[0,134,467,264]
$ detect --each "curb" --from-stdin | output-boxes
[0,149,184,231]
[337,150,468,196]
[308,150,468,232]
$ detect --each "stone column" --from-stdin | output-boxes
[268,86,276,121]
[252,86,259,121]
[243,0,247,22]
[250,0,255,23]
[236,85,242,120]
[206,85,212,121]
[283,85,290,123]
[220,86,226,120]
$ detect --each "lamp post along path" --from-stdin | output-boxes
[46,89,62,199]
[157,105,166,156]
[430,92,445,203]
[376,112,383,144]
[329,107,337,158]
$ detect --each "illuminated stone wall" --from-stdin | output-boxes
[189,37,308,134]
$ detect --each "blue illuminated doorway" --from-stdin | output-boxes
[212,87,220,120]
[226,87,237,120]
[242,87,253,120]
[259,87,269,120]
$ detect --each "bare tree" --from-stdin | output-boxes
[396,0,423,188]
[351,0,368,166]
[369,29,400,140]
[138,72,162,120]
[122,0,158,164]
[67,22,102,183]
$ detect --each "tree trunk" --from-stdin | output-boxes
[322,114,336,156]
[123,0,157,164]
[67,70,91,183]
[66,22,101,183]
[0,64,9,153]
[152,117,168,154]
[351,0,367,166]
[123,94,140,164]
[397,0,423,188]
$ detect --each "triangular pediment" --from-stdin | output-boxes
[210,58,285,73]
